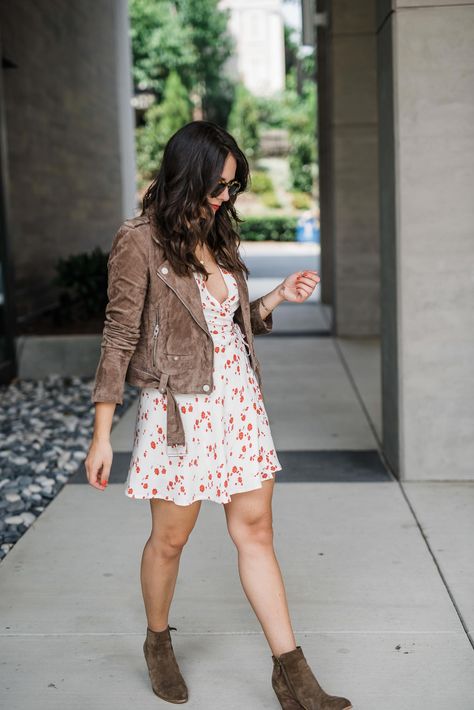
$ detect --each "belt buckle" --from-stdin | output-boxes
[166,442,188,457]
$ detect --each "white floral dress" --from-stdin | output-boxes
[124,264,282,505]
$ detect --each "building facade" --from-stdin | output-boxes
[306,0,474,481]
[219,0,286,96]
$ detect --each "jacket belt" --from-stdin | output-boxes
[158,372,186,450]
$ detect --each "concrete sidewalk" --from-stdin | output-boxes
[1,271,473,708]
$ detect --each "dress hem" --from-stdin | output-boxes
[124,466,282,505]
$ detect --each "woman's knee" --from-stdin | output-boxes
[148,527,191,559]
[227,512,274,550]
[148,498,201,559]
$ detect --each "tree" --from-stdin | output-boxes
[129,0,235,124]
[174,0,235,123]
[227,82,260,164]
[284,70,317,192]
[136,70,193,181]
[284,23,299,78]
[128,0,196,98]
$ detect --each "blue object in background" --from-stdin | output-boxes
[296,215,320,243]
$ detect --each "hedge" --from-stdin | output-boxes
[238,216,298,242]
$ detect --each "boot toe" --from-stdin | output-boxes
[328,696,352,710]
[148,670,189,703]
[152,681,188,704]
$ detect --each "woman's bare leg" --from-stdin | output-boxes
[223,478,297,657]
[141,497,202,632]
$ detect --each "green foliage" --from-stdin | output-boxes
[129,0,234,118]
[129,0,318,193]
[284,23,300,77]
[284,69,317,192]
[248,170,282,209]
[291,191,312,210]
[203,74,236,128]
[260,192,283,209]
[130,0,236,180]
[254,93,287,130]
[289,132,315,192]
[228,82,260,163]
[129,0,195,96]
[254,75,317,191]
[136,70,192,181]
[248,170,274,194]
[175,0,234,121]
[246,21,318,185]
[52,248,109,321]
[301,51,316,80]
[238,216,298,242]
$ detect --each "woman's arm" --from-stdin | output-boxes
[249,269,320,334]
[86,223,150,491]
[255,283,286,321]
[91,224,150,404]
[85,402,116,490]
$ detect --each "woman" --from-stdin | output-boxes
[85,121,352,710]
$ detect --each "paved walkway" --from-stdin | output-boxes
[1,244,473,709]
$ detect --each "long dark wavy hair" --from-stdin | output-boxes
[141,120,251,280]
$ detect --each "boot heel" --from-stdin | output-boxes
[272,682,303,709]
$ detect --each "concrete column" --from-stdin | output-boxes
[316,0,334,310]
[322,0,380,335]
[0,1,129,319]
[114,0,137,219]
[377,1,474,480]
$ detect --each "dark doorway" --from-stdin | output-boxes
[0,51,17,384]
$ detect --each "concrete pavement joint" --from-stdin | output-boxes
[396,480,474,653]
[332,338,474,652]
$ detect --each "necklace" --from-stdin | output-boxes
[195,244,209,267]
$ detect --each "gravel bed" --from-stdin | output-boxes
[0,374,137,561]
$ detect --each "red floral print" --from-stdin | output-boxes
[125,265,282,505]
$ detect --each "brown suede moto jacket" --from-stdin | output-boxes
[91,212,274,451]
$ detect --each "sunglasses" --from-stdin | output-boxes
[209,178,241,199]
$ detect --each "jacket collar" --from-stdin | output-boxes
[155,255,247,337]
[145,210,248,332]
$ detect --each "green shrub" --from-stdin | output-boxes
[52,248,108,322]
[291,191,312,210]
[248,170,274,194]
[238,216,298,241]
[260,191,283,209]
[289,132,315,193]
[284,70,317,193]
[135,70,193,181]
[228,82,260,164]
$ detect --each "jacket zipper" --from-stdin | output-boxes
[152,321,159,368]
[155,270,215,377]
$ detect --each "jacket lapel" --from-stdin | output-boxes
[155,257,252,348]
[156,258,210,335]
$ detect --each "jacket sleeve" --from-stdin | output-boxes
[234,298,273,336]
[249,298,273,335]
[90,223,149,405]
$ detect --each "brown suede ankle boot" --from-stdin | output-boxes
[271,645,352,710]
[143,624,188,703]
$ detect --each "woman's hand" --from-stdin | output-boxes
[280,270,320,303]
[84,437,113,491]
